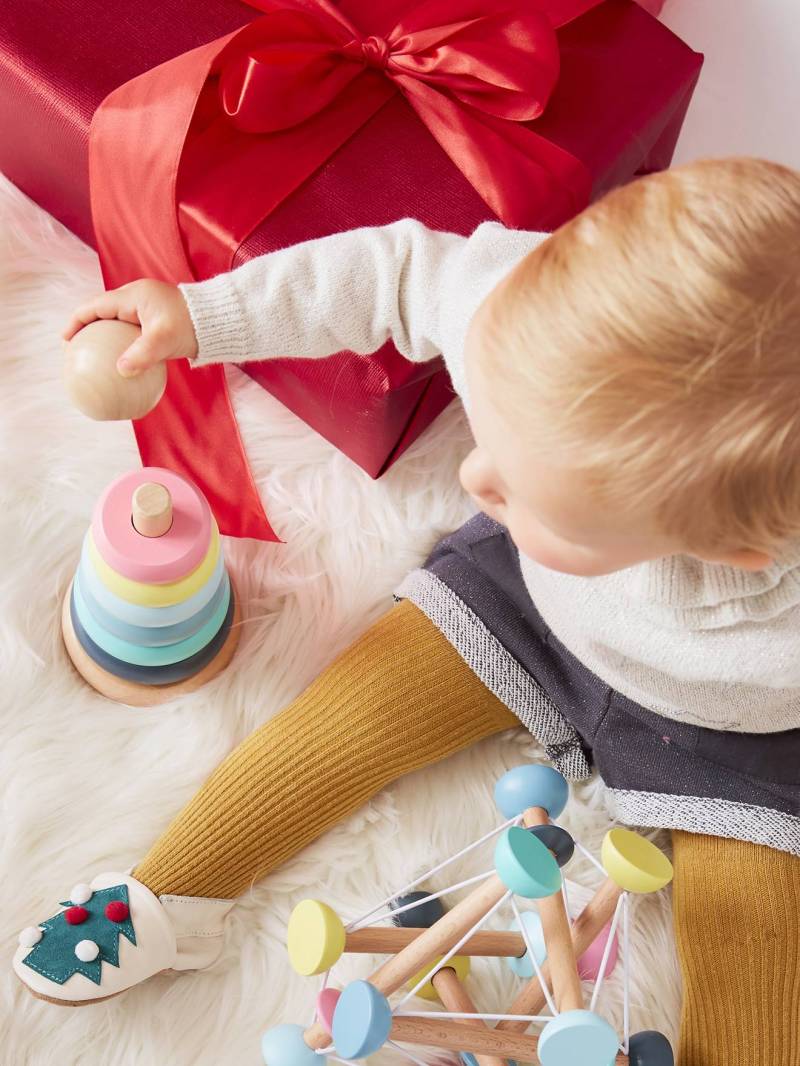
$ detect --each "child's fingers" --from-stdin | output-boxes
[62,291,141,341]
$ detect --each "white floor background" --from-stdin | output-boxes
[0,2,797,1064]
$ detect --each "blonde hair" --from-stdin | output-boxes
[482,157,800,556]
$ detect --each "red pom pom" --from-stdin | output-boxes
[64,906,89,925]
[105,900,130,923]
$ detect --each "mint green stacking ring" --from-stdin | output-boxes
[494,826,561,898]
[72,573,230,667]
[75,565,230,646]
[77,533,226,628]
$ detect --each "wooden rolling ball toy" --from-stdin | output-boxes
[267,765,676,1066]
[63,319,166,422]
[62,467,240,706]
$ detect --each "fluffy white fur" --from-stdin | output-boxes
[0,175,678,1066]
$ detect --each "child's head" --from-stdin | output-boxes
[460,157,800,577]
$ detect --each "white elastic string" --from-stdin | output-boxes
[573,840,608,876]
[510,896,558,1016]
[561,880,570,919]
[589,894,624,1013]
[622,892,631,1053]
[315,1045,334,1056]
[395,1010,552,1024]
[386,1040,431,1066]
[351,871,495,931]
[344,816,520,931]
[395,890,512,1008]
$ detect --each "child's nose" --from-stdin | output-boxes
[459,450,505,511]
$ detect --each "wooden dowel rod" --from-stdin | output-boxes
[304,873,510,1049]
[523,807,583,1012]
[344,927,527,958]
[496,876,623,1032]
[368,874,510,997]
[432,967,508,1066]
[389,1015,629,1064]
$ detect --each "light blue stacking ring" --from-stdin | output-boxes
[506,910,547,978]
[494,826,562,899]
[77,533,226,627]
[73,573,230,667]
[70,584,235,685]
[538,1010,620,1066]
[261,1024,325,1066]
[75,563,230,647]
[495,765,569,821]
[331,981,392,1060]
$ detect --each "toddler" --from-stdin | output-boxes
[14,157,800,1065]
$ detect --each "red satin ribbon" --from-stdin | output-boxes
[89,0,598,541]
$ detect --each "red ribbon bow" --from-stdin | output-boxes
[90,0,598,541]
[213,0,592,230]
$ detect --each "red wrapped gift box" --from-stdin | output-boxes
[0,0,702,540]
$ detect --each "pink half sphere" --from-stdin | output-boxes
[316,987,341,1035]
[577,920,619,981]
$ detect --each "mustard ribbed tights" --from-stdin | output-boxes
[134,601,800,1065]
[672,830,800,1066]
[134,601,518,897]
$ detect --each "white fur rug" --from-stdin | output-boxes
[0,175,679,1066]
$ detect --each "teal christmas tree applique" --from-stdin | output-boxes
[21,884,136,985]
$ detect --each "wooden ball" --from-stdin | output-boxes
[63,319,166,421]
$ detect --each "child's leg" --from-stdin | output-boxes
[672,830,800,1066]
[133,600,518,899]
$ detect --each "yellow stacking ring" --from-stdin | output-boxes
[87,524,221,608]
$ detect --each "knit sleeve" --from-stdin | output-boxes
[179,218,545,404]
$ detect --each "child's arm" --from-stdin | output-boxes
[64,219,544,399]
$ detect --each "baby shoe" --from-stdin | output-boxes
[13,871,233,1005]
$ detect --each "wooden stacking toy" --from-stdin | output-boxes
[265,765,675,1066]
[62,466,240,706]
[63,319,165,422]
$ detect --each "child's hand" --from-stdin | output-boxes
[63,280,198,377]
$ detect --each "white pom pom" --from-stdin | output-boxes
[70,883,93,905]
[75,939,100,963]
[18,926,43,948]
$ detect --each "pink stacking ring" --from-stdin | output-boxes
[91,467,212,585]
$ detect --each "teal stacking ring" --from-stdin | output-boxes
[73,572,231,667]
[77,533,226,627]
[75,564,230,647]
[69,584,235,685]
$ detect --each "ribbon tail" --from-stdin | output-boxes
[134,360,281,542]
[398,77,591,231]
[89,33,279,542]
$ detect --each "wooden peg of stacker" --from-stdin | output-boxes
[131,482,173,538]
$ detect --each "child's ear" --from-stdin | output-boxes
[709,548,774,571]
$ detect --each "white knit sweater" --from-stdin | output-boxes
[180,219,800,734]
